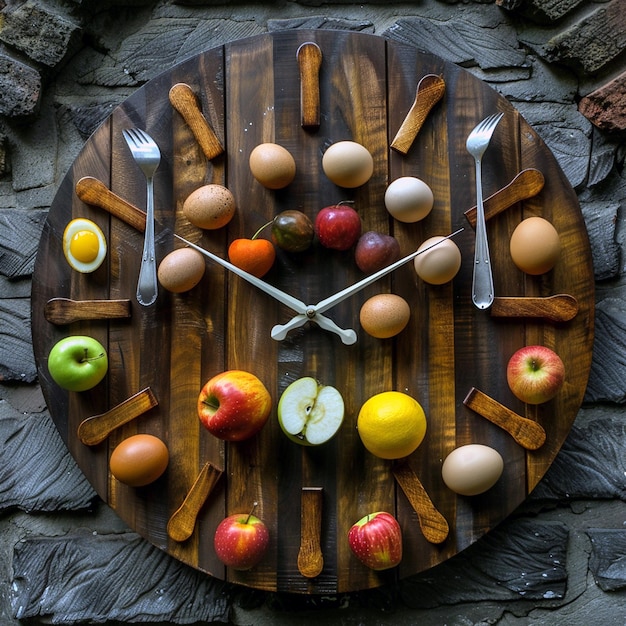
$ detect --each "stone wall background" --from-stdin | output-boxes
[1,0,625,624]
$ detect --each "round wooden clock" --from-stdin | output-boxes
[31,30,594,594]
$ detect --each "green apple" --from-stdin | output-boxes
[47,335,108,391]
[277,377,344,445]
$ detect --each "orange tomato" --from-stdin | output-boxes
[228,238,276,278]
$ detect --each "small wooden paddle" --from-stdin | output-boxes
[297,487,324,578]
[297,42,322,130]
[169,83,224,160]
[390,74,445,154]
[167,462,224,542]
[77,387,158,446]
[491,294,579,323]
[75,176,146,232]
[464,168,545,227]
[463,387,547,450]
[392,462,449,544]
[44,297,131,325]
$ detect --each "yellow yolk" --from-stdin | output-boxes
[69,230,100,263]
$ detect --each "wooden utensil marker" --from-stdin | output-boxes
[464,168,545,227]
[491,294,579,323]
[44,297,131,325]
[297,487,324,578]
[77,387,158,446]
[297,42,322,130]
[76,176,146,232]
[390,74,445,154]
[169,83,224,160]
[167,462,224,542]
[463,387,547,450]
[392,462,449,544]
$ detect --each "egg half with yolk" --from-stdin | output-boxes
[63,218,107,273]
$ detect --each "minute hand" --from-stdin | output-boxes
[315,227,464,314]
[174,234,356,344]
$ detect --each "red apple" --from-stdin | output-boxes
[354,231,401,273]
[214,503,270,570]
[348,511,402,571]
[506,345,565,404]
[197,370,272,441]
[314,201,362,251]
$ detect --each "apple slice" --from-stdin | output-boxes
[278,377,344,445]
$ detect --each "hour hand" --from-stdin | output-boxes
[271,312,357,345]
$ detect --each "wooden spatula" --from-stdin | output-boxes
[75,176,146,232]
[297,42,322,130]
[391,74,445,154]
[392,462,449,544]
[463,387,547,450]
[45,297,131,325]
[77,387,158,446]
[169,83,224,160]
[464,168,545,227]
[491,294,579,323]
[167,462,224,542]
[297,487,324,578]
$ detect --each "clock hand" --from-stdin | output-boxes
[270,228,464,340]
[315,228,464,314]
[175,234,357,343]
[174,234,308,313]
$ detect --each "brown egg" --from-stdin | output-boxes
[183,184,236,229]
[359,293,411,339]
[322,141,374,188]
[109,434,169,487]
[249,143,296,189]
[510,216,561,275]
[157,247,206,293]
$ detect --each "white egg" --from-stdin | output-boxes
[441,444,504,496]
[63,218,107,273]
[384,176,434,223]
[414,236,462,285]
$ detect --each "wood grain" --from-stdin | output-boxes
[30,31,594,594]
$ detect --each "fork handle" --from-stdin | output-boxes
[136,176,158,306]
[472,159,494,309]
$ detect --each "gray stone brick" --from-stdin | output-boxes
[588,528,626,591]
[11,532,231,623]
[0,402,96,511]
[0,0,82,68]
[0,54,41,118]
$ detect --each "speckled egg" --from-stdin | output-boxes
[183,184,236,229]
[359,293,411,339]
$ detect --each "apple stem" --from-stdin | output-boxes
[81,349,106,363]
[337,200,355,207]
[245,501,259,524]
[252,221,273,240]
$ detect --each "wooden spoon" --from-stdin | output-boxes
[392,462,449,544]
[297,42,322,130]
[390,74,445,154]
[463,387,547,450]
[167,462,224,542]
[297,487,324,578]
[169,83,224,160]
[44,297,131,325]
[77,387,158,446]
[76,176,146,232]
[464,168,545,227]
[491,294,579,323]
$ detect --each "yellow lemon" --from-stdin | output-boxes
[357,391,426,459]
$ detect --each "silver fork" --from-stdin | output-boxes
[466,112,504,310]
[122,127,161,306]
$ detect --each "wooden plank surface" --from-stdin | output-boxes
[30,30,594,594]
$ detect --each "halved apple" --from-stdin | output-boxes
[277,377,345,446]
